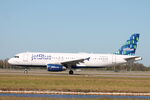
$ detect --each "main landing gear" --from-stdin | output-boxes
[69,70,74,75]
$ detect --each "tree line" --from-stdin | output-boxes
[106,63,150,71]
[0,59,11,69]
[0,59,150,71]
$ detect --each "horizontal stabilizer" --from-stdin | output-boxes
[124,56,142,62]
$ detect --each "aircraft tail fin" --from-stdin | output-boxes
[115,33,140,55]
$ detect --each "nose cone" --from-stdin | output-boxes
[8,59,13,65]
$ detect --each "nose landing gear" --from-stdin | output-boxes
[24,68,28,74]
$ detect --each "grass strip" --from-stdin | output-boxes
[0,75,150,93]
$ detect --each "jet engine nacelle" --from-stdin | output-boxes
[47,64,66,71]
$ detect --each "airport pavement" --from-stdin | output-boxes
[0,69,150,78]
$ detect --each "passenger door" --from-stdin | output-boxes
[23,53,28,63]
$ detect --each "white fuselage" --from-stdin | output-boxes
[8,52,141,68]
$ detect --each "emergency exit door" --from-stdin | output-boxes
[112,55,116,64]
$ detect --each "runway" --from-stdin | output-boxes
[0,69,150,78]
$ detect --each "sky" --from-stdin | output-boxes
[0,0,150,66]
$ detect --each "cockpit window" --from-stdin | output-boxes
[14,56,19,58]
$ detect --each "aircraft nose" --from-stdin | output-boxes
[8,59,13,65]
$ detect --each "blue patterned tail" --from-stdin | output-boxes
[115,33,140,55]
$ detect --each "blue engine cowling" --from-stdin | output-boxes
[47,64,66,71]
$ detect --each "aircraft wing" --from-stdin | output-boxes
[61,57,90,68]
[124,56,142,62]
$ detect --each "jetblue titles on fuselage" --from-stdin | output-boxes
[31,54,51,60]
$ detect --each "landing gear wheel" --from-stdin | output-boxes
[24,68,28,74]
[69,70,74,75]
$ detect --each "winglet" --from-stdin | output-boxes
[85,57,90,61]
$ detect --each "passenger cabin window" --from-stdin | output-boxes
[14,56,19,58]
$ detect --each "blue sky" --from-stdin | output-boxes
[0,0,150,66]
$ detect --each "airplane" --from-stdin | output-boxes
[8,33,142,74]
